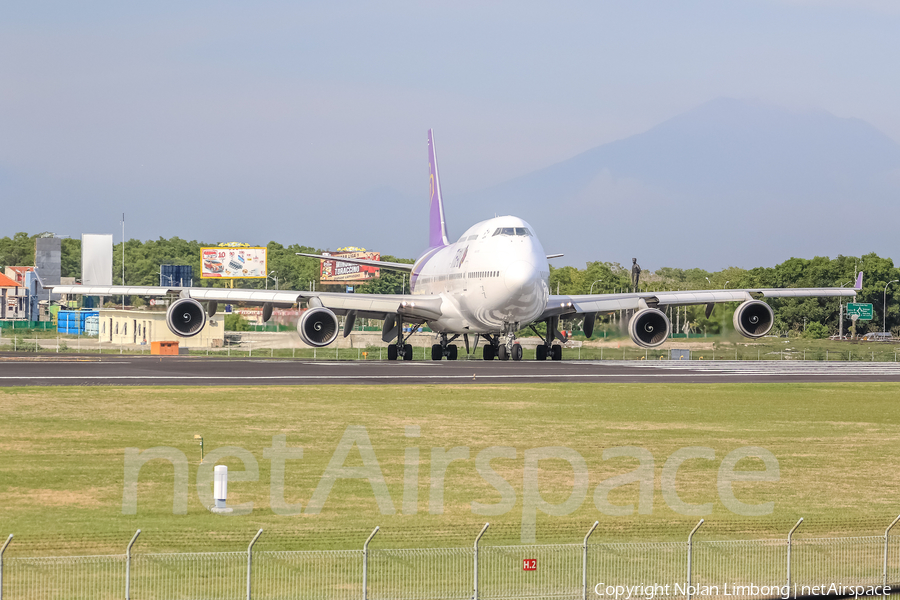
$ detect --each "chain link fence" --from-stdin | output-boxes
[1,528,898,599]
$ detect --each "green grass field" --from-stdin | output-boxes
[1,383,899,557]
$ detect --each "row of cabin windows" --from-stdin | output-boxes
[418,271,500,285]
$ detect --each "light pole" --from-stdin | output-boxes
[723,281,729,289]
[884,280,898,334]
[705,277,711,288]
[159,268,175,287]
[838,281,851,339]
[590,279,603,295]
[194,434,204,463]
[268,271,278,290]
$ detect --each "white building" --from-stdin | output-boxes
[0,273,27,320]
[98,309,224,349]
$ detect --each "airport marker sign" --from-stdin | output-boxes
[846,303,874,320]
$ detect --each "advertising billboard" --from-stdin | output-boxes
[201,247,267,279]
[82,234,114,286]
[319,249,381,283]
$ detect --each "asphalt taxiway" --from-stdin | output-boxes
[2,354,900,385]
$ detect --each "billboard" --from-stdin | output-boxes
[319,249,381,283]
[201,247,267,279]
[82,234,114,286]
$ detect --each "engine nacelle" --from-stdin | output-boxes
[166,298,207,337]
[298,307,340,347]
[628,308,671,348]
[733,300,774,338]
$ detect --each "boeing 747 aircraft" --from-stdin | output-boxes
[52,130,861,361]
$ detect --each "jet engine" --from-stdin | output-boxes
[166,298,207,337]
[298,307,340,347]
[628,308,671,348]
[733,300,774,338]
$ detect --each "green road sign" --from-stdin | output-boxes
[847,303,874,320]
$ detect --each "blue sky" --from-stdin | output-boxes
[2,1,899,266]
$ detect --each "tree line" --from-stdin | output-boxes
[1,232,897,336]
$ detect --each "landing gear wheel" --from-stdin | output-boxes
[498,345,509,361]
[448,345,458,361]
[403,344,414,361]
[483,345,495,361]
[388,345,398,361]
[431,344,442,361]
[536,345,548,361]
[551,345,562,361]
[512,344,523,361]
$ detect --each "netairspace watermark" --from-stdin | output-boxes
[123,425,779,542]
[594,583,892,600]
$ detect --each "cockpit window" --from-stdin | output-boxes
[493,227,531,237]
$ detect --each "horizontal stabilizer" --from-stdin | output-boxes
[295,253,413,272]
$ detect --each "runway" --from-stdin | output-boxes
[3,354,900,385]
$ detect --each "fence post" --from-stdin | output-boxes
[247,529,263,600]
[125,529,141,600]
[583,521,599,600]
[474,523,489,600]
[362,526,379,600]
[686,519,704,599]
[885,515,900,599]
[0,534,12,600]
[787,518,802,591]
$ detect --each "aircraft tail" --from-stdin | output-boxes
[427,129,450,248]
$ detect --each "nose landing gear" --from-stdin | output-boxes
[498,343,523,361]
[484,324,524,361]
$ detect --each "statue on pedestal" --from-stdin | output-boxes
[631,258,641,293]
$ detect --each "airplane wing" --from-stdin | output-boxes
[539,272,862,321]
[48,285,442,323]
[295,252,414,272]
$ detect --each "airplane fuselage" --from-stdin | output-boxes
[409,216,550,334]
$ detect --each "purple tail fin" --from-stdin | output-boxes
[854,271,863,290]
[427,129,450,248]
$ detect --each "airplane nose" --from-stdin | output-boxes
[505,261,536,294]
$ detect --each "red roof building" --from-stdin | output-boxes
[0,273,22,288]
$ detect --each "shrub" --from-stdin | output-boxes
[802,321,830,339]
[224,313,251,331]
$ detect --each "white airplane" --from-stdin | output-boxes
[52,130,861,361]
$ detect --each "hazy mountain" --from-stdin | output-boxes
[455,98,900,270]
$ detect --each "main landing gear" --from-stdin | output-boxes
[431,334,459,361]
[387,343,413,361]
[387,319,417,361]
[532,317,563,361]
